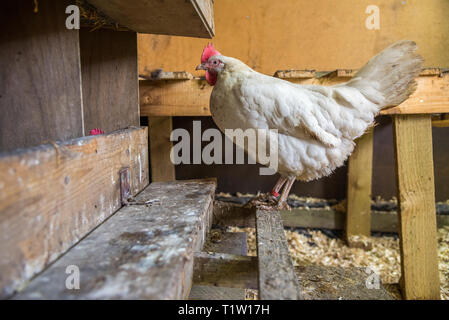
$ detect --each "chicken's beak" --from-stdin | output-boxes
[196,63,206,70]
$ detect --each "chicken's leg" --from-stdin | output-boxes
[275,176,296,211]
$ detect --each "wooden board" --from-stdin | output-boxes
[189,285,245,300]
[148,117,176,182]
[295,265,394,300]
[14,179,216,299]
[0,127,149,298]
[193,252,258,290]
[213,201,449,232]
[380,74,449,115]
[346,130,374,243]
[256,209,302,300]
[80,29,140,135]
[0,0,83,152]
[140,79,212,117]
[87,0,214,37]
[138,0,449,75]
[202,230,247,256]
[393,114,440,299]
[139,74,449,117]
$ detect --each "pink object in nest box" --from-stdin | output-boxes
[89,128,104,135]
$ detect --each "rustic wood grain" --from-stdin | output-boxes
[148,117,176,182]
[0,127,149,298]
[193,252,258,290]
[80,29,139,135]
[256,209,302,300]
[393,114,440,299]
[346,129,374,243]
[0,0,83,152]
[87,0,214,37]
[140,79,212,117]
[14,179,216,299]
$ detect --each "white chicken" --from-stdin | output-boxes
[196,41,423,209]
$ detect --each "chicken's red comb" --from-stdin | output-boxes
[201,43,221,63]
[89,128,104,135]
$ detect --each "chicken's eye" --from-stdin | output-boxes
[213,60,218,65]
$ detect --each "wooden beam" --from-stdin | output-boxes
[380,74,449,115]
[148,117,176,182]
[87,0,214,37]
[346,129,374,244]
[139,72,449,117]
[14,179,216,299]
[80,29,140,135]
[0,0,83,152]
[140,79,212,117]
[213,201,449,232]
[256,209,302,300]
[193,252,258,290]
[0,127,149,298]
[393,114,440,299]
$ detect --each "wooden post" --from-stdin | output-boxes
[256,209,302,300]
[393,114,440,300]
[345,129,374,244]
[149,117,176,182]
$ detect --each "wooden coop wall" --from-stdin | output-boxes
[138,0,449,201]
[0,0,140,152]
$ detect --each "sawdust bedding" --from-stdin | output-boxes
[230,221,449,300]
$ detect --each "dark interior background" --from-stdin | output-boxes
[146,116,449,201]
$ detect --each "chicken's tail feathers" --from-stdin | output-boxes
[347,40,424,109]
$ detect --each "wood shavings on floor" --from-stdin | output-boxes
[230,226,449,300]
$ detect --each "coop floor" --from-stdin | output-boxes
[229,226,449,300]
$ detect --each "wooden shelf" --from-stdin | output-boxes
[87,0,214,38]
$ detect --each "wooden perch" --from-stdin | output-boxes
[140,68,449,117]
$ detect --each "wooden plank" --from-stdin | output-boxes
[393,114,440,299]
[80,29,140,135]
[138,1,449,75]
[0,0,83,152]
[87,0,214,37]
[295,265,394,300]
[148,117,176,182]
[139,74,449,117]
[193,252,258,290]
[0,127,149,298]
[380,74,449,115]
[203,230,247,256]
[345,129,374,244]
[189,285,245,300]
[140,79,212,117]
[139,70,193,81]
[14,179,216,299]
[256,209,302,300]
[213,201,449,232]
